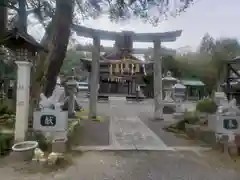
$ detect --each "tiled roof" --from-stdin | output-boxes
[101,48,141,61]
[180,79,205,86]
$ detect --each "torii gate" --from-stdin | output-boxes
[74,25,182,120]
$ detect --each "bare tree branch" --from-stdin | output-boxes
[28,0,197,27]
[0,2,19,12]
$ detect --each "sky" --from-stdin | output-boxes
[29,0,240,52]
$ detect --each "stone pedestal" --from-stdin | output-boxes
[14,61,31,142]
[173,93,185,120]
[173,101,184,120]
[163,102,176,114]
[52,139,67,153]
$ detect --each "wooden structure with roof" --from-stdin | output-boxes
[0,27,48,54]
[0,26,48,130]
[224,56,240,104]
[180,79,205,101]
[80,48,153,95]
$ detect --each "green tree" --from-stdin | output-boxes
[162,56,181,77]
[61,49,90,76]
[199,33,215,54]
[0,0,7,39]
[182,35,240,94]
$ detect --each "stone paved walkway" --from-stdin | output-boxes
[110,116,171,150]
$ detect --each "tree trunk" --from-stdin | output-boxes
[18,0,27,32]
[28,22,54,128]
[0,0,7,93]
[30,21,54,101]
[44,0,74,97]
[0,0,7,38]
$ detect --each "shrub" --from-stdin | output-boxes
[175,111,199,130]
[0,100,15,128]
[0,100,14,115]
[184,111,199,124]
[0,105,9,115]
[0,133,13,156]
[196,99,217,114]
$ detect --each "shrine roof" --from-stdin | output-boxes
[80,53,151,64]
[101,49,141,62]
[0,27,48,53]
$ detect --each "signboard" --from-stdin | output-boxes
[223,119,238,130]
[40,115,57,127]
[215,115,240,134]
[33,109,67,132]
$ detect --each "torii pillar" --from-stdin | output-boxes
[88,34,100,120]
[153,39,163,120]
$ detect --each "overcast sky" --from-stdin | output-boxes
[29,0,240,51]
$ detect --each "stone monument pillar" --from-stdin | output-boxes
[15,61,31,142]
[89,35,100,119]
[153,40,163,120]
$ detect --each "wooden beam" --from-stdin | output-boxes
[75,45,176,56]
[230,65,240,78]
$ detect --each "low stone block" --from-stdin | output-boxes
[234,134,240,147]
[218,134,229,144]
[227,143,239,157]
[52,139,67,153]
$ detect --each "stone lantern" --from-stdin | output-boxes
[173,80,186,102]
[162,71,177,102]
[173,80,186,119]
[65,76,78,118]
[0,27,48,142]
[161,71,178,114]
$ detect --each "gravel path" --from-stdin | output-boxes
[1,151,239,180]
